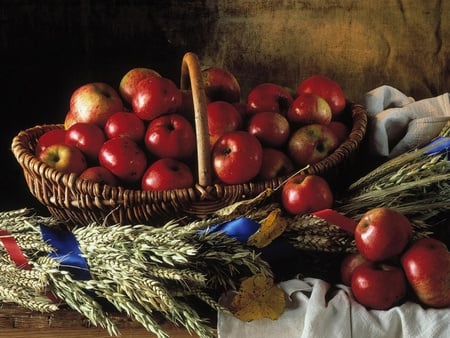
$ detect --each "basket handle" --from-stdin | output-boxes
[180,52,212,187]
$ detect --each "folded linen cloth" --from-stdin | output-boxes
[218,277,450,338]
[365,85,450,158]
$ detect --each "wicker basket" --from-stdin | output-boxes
[11,52,367,226]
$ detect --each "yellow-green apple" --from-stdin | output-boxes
[340,252,368,286]
[144,113,196,160]
[202,66,241,103]
[247,83,293,116]
[65,122,106,164]
[328,121,349,144]
[258,148,294,180]
[119,67,161,104]
[351,261,407,310]
[65,82,123,129]
[141,158,194,191]
[355,207,413,262]
[38,143,87,175]
[297,75,346,116]
[79,166,119,186]
[212,131,263,184]
[287,123,339,167]
[35,129,66,157]
[98,136,147,184]
[104,111,146,143]
[287,93,332,125]
[207,101,243,149]
[131,76,182,121]
[280,174,333,215]
[247,111,290,148]
[401,237,450,308]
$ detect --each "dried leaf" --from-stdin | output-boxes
[230,274,286,321]
[247,208,287,248]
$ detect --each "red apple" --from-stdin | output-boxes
[104,111,146,143]
[340,252,368,286]
[296,75,346,116]
[287,93,332,125]
[287,123,339,167]
[351,261,407,310]
[401,237,450,308]
[144,113,196,160]
[65,122,106,164]
[38,143,87,175]
[98,137,147,184]
[354,207,413,262]
[119,67,161,104]
[202,66,241,103]
[141,158,194,191]
[258,148,294,180]
[247,111,290,148]
[207,101,243,149]
[328,121,349,144]
[35,129,67,157]
[131,76,182,121]
[281,174,333,215]
[65,82,123,129]
[79,166,119,186]
[247,83,293,116]
[177,89,195,122]
[212,131,263,184]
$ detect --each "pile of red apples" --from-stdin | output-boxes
[35,65,350,191]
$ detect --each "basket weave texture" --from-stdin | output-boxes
[11,52,367,226]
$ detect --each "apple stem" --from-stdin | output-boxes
[181,52,212,187]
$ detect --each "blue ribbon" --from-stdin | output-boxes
[423,136,450,155]
[40,224,92,280]
[200,217,297,264]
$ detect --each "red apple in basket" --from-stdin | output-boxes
[297,75,346,116]
[38,143,87,175]
[104,111,146,143]
[351,261,407,310]
[287,93,332,125]
[340,252,368,286]
[328,121,349,144]
[144,113,196,160]
[65,82,124,129]
[35,129,67,157]
[258,148,294,180]
[79,166,119,186]
[247,111,290,148]
[65,122,106,164]
[212,131,263,184]
[401,237,450,308]
[207,101,243,149]
[281,174,333,215]
[202,66,241,103]
[99,136,147,184]
[354,207,413,262]
[119,67,161,104]
[287,123,339,167]
[141,158,194,191]
[247,83,293,116]
[132,76,182,121]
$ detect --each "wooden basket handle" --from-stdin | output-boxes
[180,52,212,187]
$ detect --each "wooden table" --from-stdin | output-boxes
[0,303,200,337]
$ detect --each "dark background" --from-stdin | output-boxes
[2,1,215,213]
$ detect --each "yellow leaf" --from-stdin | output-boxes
[247,208,287,248]
[230,274,286,321]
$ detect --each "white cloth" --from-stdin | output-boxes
[218,277,450,338]
[365,85,450,158]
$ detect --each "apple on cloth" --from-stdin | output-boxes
[364,85,450,158]
[217,277,450,338]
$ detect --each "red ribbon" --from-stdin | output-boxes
[0,229,32,269]
[312,209,357,234]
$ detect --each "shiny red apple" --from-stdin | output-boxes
[119,67,161,104]
[354,207,413,262]
[35,129,67,157]
[287,93,332,125]
[104,111,146,143]
[79,166,119,186]
[202,66,241,103]
[141,158,194,191]
[247,83,293,116]
[65,122,106,164]
[281,174,333,215]
[340,252,368,286]
[247,111,290,148]
[207,101,243,149]
[258,148,294,180]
